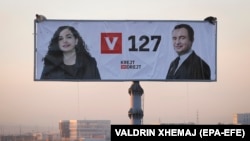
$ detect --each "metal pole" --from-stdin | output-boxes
[128,81,144,125]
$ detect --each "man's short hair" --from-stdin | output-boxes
[173,24,194,42]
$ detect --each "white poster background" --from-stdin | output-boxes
[34,20,216,81]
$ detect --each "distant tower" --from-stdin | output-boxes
[196,110,199,124]
[128,81,144,125]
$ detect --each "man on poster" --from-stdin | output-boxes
[166,24,211,80]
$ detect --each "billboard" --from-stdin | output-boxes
[34,20,217,81]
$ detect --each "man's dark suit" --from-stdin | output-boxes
[166,51,211,80]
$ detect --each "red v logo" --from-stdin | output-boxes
[104,37,119,50]
[101,33,122,54]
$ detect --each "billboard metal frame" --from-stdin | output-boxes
[34,19,217,82]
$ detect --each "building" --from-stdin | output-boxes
[233,113,250,125]
[0,132,60,141]
[59,120,110,141]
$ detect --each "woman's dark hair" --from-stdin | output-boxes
[173,24,194,42]
[43,26,92,62]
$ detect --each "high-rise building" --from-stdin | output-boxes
[233,113,250,125]
[59,120,111,141]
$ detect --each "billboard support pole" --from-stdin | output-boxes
[128,81,144,125]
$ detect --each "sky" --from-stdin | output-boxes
[1,0,250,133]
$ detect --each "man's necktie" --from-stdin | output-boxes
[167,56,180,79]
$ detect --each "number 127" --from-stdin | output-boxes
[128,35,161,52]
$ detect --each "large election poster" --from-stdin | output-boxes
[34,20,217,81]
